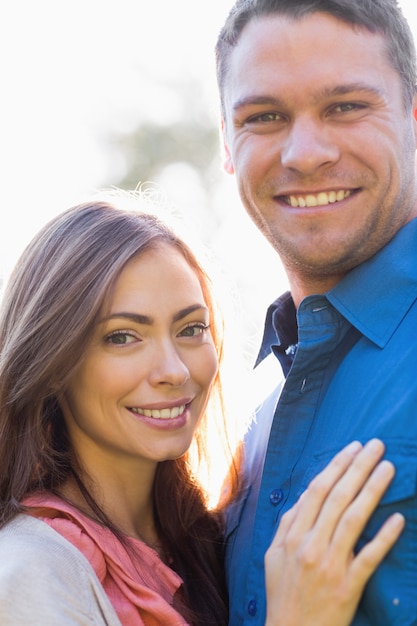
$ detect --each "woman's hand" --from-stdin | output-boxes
[265,439,405,626]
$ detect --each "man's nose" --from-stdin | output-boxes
[281,117,340,175]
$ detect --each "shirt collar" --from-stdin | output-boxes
[255,291,297,367]
[257,217,417,362]
[327,217,417,347]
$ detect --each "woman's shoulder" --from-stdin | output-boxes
[0,513,89,565]
[24,493,109,580]
[0,514,122,625]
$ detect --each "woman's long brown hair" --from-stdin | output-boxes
[0,200,241,625]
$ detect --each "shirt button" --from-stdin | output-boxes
[247,599,257,616]
[269,488,284,506]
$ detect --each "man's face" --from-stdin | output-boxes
[222,12,417,294]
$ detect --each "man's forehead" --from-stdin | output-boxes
[224,12,391,90]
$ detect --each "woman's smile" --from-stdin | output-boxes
[59,243,218,471]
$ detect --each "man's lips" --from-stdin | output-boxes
[279,189,354,208]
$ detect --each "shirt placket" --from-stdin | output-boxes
[241,296,347,624]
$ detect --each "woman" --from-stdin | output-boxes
[0,199,404,625]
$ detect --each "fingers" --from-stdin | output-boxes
[329,456,396,554]
[348,512,405,591]
[273,439,392,553]
[311,439,388,544]
[274,440,368,544]
[265,439,404,626]
[275,440,363,543]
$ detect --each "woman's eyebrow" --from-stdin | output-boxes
[102,312,153,325]
[102,304,207,326]
[172,304,207,323]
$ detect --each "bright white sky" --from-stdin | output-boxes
[1,0,417,329]
[0,1,235,272]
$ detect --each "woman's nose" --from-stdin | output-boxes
[148,342,190,387]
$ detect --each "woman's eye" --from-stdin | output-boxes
[179,323,209,338]
[105,331,137,345]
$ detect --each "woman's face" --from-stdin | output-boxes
[59,243,218,477]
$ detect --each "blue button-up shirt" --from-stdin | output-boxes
[226,218,417,625]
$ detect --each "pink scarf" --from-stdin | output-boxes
[24,493,190,625]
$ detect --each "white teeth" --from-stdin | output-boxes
[288,190,351,208]
[305,194,317,207]
[130,405,186,419]
[317,192,329,205]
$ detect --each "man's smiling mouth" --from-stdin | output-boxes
[283,189,353,208]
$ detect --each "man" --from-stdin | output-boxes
[216,1,417,624]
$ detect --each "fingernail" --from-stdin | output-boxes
[388,512,405,529]
[375,459,395,477]
[345,440,362,454]
[365,438,385,453]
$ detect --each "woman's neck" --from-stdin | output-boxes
[59,462,160,549]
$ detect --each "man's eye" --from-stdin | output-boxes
[247,112,281,124]
[332,102,365,113]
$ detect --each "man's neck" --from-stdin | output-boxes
[287,271,346,308]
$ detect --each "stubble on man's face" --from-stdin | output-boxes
[222,13,417,297]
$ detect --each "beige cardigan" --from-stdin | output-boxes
[0,514,122,625]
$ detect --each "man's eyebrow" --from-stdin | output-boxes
[232,83,383,112]
[315,83,385,101]
[102,304,207,326]
[232,95,284,112]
